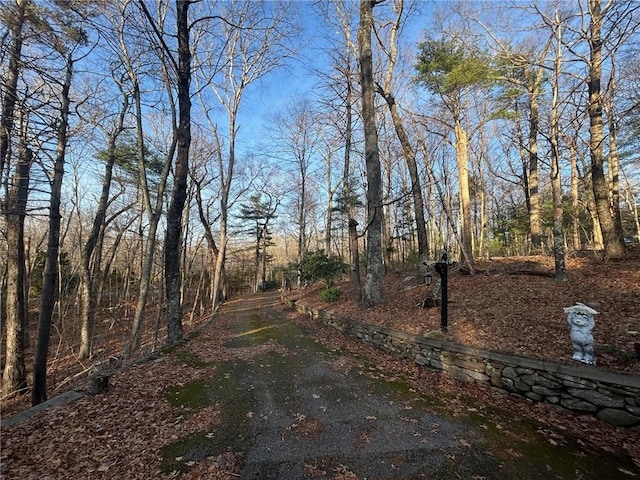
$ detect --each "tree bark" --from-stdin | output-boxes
[0,0,26,177]
[358,0,384,305]
[325,154,334,254]
[32,54,72,406]
[568,137,581,251]
[3,144,32,397]
[343,61,361,302]
[527,76,542,250]
[348,219,362,302]
[587,0,625,259]
[165,0,191,344]
[213,122,231,309]
[379,90,429,262]
[453,112,475,271]
[605,64,624,245]
[550,15,567,281]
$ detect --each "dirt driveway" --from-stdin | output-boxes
[3,291,637,479]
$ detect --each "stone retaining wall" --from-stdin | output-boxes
[282,295,640,429]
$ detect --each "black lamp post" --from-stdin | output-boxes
[434,251,448,332]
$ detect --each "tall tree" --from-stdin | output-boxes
[0,0,30,397]
[2,138,32,397]
[238,194,279,292]
[415,36,492,270]
[474,8,553,252]
[549,9,567,281]
[32,50,75,405]
[586,0,625,258]
[122,0,174,354]
[270,99,320,280]
[318,131,341,255]
[374,0,429,262]
[0,0,27,178]
[31,0,90,403]
[194,0,296,310]
[78,79,130,359]
[359,0,384,305]
[322,0,363,302]
[138,0,192,344]
[164,0,191,343]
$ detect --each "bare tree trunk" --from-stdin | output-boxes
[359,0,384,305]
[298,175,307,267]
[261,232,268,288]
[479,180,487,258]
[551,146,566,280]
[97,217,134,308]
[382,150,392,268]
[376,0,428,262]
[605,61,624,243]
[379,91,429,262]
[192,171,222,310]
[325,188,334,254]
[421,140,467,264]
[126,76,173,353]
[1,2,28,389]
[211,122,234,307]
[348,219,362,302]
[212,228,227,308]
[587,199,604,249]
[343,64,361,302]
[330,2,362,300]
[453,114,475,272]
[79,95,128,359]
[514,103,531,224]
[621,169,640,241]
[587,0,624,259]
[164,0,191,344]
[568,138,581,251]
[3,143,32,397]
[254,226,261,293]
[33,54,72,406]
[550,15,567,281]
[528,78,542,250]
[0,0,26,177]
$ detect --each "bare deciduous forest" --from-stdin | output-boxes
[1,0,639,421]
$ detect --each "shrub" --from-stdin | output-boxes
[298,250,347,286]
[320,286,341,302]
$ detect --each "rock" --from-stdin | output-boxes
[560,397,598,412]
[424,329,445,339]
[89,375,109,395]
[567,388,625,408]
[596,408,640,427]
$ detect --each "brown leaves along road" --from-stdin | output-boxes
[2,291,638,479]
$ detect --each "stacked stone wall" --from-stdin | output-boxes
[282,295,640,428]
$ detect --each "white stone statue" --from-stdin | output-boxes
[564,303,598,365]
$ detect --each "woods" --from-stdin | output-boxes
[1,0,639,405]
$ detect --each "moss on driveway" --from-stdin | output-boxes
[161,291,638,479]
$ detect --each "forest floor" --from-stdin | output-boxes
[1,247,639,422]
[0,247,640,418]
[289,247,640,375]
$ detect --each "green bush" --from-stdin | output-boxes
[320,286,341,302]
[298,250,346,286]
